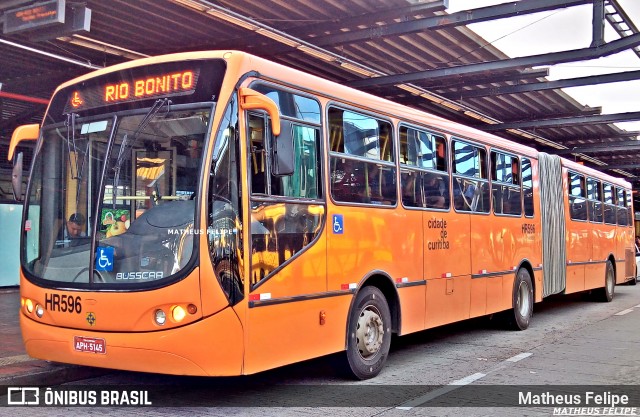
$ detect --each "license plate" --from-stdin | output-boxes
[73,336,106,354]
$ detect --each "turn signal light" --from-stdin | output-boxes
[25,299,34,314]
[187,304,197,314]
[171,305,186,322]
[35,304,44,318]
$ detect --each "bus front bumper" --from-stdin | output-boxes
[20,307,244,376]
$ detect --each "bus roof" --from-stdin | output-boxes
[54,50,631,189]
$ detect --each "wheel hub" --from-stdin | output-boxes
[356,308,384,358]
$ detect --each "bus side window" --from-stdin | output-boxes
[568,172,587,221]
[491,151,521,216]
[248,114,267,195]
[603,183,616,224]
[616,187,628,227]
[587,178,603,223]
[329,107,396,206]
[522,158,534,217]
[452,140,489,213]
[399,126,449,210]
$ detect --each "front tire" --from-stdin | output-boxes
[595,261,615,302]
[344,286,391,380]
[507,268,534,330]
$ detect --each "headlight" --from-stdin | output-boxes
[154,309,166,326]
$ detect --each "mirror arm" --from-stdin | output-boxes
[9,123,40,161]
[238,87,281,136]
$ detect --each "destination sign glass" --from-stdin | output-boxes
[64,67,201,113]
[4,0,65,35]
[46,59,226,123]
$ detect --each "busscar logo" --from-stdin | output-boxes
[7,387,40,405]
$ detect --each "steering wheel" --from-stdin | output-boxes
[71,268,105,283]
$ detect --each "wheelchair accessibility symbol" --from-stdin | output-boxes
[332,214,344,234]
[95,246,114,271]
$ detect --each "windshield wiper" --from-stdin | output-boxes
[112,98,170,208]
[65,113,79,179]
[65,112,91,214]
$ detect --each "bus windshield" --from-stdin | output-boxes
[22,105,212,286]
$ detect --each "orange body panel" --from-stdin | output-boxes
[18,270,226,332]
[243,294,350,374]
[21,301,244,376]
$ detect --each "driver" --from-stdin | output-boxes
[66,212,86,239]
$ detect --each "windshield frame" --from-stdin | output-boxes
[21,101,216,291]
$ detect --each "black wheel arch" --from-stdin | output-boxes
[515,259,536,302]
[343,270,400,349]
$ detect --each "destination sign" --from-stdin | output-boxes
[64,67,201,113]
[4,0,65,35]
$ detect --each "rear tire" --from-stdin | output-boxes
[629,266,637,286]
[344,286,391,380]
[507,268,533,330]
[594,261,615,302]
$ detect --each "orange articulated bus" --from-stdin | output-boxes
[9,51,635,380]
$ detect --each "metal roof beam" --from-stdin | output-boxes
[605,0,640,59]
[0,107,40,130]
[287,0,449,37]
[217,1,449,55]
[481,111,640,131]
[559,132,640,144]
[592,0,606,47]
[443,70,640,98]
[550,141,640,154]
[348,32,640,88]
[307,0,592,48]
[429,68,549,89]
[604,164,640,170]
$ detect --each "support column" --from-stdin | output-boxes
[591,0,605,47]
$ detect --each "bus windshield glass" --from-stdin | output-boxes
[21,59,226,287]
[23,107,211,286]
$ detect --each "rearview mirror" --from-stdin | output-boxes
[12,152,23,202]
[272,120,294,177]
[9,123,39,160]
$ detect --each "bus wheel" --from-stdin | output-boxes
[507,268,533,330]
[344,286,391,380]
[629,266,637,286]
[595,261,615,302]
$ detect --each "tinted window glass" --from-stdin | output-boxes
[452,140,489,213]
[329,108,393,162]
[453,140,486,179]
[401,170,450,210]
[249,114,321,199]
[331,158,397,205]
[616,188,628,226]
[522,158,534,217]
[603,183,616,224]
[568,172,587,221]
[399,127,446,171]
[253,85,321,124]
[586,178,603,223]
